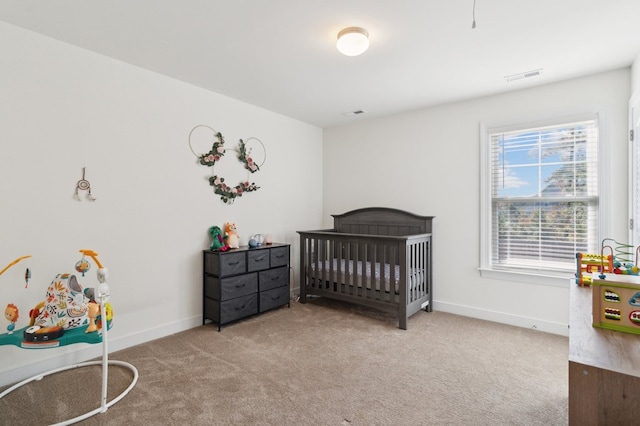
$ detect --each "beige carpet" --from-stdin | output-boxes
[0,297,568,425]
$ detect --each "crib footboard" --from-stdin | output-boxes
[297,230,432,329]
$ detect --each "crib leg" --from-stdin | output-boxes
[298,266,306,303]
[399,316,408,330]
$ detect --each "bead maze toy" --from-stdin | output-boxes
[576,239,640,285]
[600,238,640,277]
[0,249,138,425]
[575,252,613,286]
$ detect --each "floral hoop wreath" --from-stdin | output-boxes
[189,125,266,204]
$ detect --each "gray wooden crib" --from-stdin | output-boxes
[297,207,433,329]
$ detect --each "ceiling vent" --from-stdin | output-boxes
[504,68,543,82]
[343,109,367,116]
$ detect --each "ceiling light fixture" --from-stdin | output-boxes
[343,109,367,117]
[504,68,544,82]
[337,27,369,56]
[471,0,477,29]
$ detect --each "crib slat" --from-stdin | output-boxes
[348,243,360,294]
[324,239,336,285]
[370,243,377,300]
[316,237,324,289]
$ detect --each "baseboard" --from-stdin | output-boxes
[434,301,569,336]
[0,316,202,388]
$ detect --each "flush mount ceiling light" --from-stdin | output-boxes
[504,68,544,82]
[336,27,369,56]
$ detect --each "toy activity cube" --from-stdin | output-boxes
[592,275,640,335]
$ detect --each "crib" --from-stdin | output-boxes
[297,207,433,329]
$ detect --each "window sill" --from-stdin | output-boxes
[479,268,572,288]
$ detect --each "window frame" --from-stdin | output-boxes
[630,91,640,248]
[480,111,610,287]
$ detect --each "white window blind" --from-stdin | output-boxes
[489,118,599,273]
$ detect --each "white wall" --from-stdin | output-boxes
[324,69,631,336]
[1,19,634,388]
[0,22,323,386]
[632,53,640,95]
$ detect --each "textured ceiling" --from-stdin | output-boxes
[1,0,639,128]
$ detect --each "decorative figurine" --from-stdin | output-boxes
[75,257,91,276]
[5,303,19,334]
[250,234,264,247]
[224,222,240,249]
[86,300,100,333]
[96,303,113,332]
[209,226,229,251]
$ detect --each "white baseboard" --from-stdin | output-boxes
[0,316,202,388]
[434,301,569,337]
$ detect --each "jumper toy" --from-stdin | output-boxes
[0,249,138,424]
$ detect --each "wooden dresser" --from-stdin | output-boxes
[569,283,640,425]
[203,243,290,331]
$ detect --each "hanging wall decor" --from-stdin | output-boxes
[189,125,266,204]
[74,167,96,201]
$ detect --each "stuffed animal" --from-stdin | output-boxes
[224,222,240,249]
[209,226,229,251]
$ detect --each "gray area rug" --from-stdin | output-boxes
[0,297,568,425]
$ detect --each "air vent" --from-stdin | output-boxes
[504,68,543,82]
[343,110,367,116]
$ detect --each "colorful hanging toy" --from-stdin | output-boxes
[0,255,31,277]
[75,256,91,276]
[1,255,31,334]
[24,267,31,288]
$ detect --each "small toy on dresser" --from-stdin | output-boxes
[209,226,229,251]
[248,233,264,248]
[224,222,240,249]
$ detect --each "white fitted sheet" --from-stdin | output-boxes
[308,258,424,293]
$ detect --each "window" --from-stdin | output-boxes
[480,114,602,283]
[630,94,640,248]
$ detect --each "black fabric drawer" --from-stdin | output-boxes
[260,286,289,312]
[247,249,270,272]
[259,266,289,291]
[205,273,257,300]
[204,251,246,277]
[270,246,289,268]
[204,297,220,323]
[220,293,258,323]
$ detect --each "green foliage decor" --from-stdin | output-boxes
[198,131,260,204]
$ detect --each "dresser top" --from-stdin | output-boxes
[569,284,640,378]
[204,242,289,254]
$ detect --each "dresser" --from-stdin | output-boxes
[569,282,640,425]
[203,243,290,330]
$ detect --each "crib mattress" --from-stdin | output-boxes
[308,258,424,293]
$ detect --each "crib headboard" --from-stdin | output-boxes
[332,207,434,236]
